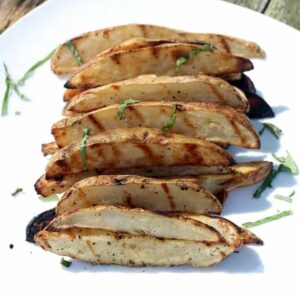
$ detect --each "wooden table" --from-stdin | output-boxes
[0,0,299,33]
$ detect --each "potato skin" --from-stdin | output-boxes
[45,127,232,179]
[56,175,222,215]
[65,43,253,89]
[63,75,248,114]
[54,101,259,149]
[52,24,264,74]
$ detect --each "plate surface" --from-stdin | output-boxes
[0,0,299,299]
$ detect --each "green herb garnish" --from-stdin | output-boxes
[176,43,212,70]
[18,50,55,85]
[275,190,295,203]
[65,41,84,66]
[259,122,282,139]
[242,210,293,228]
[11,188,23,196]
[4,64,30,101]
[1,64,11,116]
[60,257,72,268]
[272,152,298,175]
[80,128,90,171]
[253,151,298,198]
[117,99,140,120]
[161,104,178,132]
[39,194,58,202]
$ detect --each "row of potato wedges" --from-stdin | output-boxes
[31,24,272,267]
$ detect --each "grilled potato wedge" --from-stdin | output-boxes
[35,161,270,196]
[34,227,234,267]
[49,206,224,242]
[54,102,259,149]
[65,43,253,89]
[35,165,230,196]
[52,24,264,74]
[56,175,222,215]
[55,161,271,214]
[63,75,248,115]
[45,127,232,179]
[35,210,262,267]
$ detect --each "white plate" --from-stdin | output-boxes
[0,0,299,299]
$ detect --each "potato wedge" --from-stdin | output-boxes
[35,161,270,197]
[56,175,222,215]
[34,227,233,267]
[54,102,259,149]
[35,165,230,196]
[51,24,264,74]
[45,127,232,179]
[35,211,262,267]
[63,75,248,115]
[49,205,223,243]
[65,43,253,89]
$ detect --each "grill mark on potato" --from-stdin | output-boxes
[182,114,196,129]
[171,48,190,61]
[151,46,159,58]
[161,183,176,209]
[110,52,121,64]
[207,83,226,104]
[110,84,120,91]
[125,193,133,207]
[138,24,148,37]
[219,36,231,55]
[88,115,105,131]
[111,144,121,162]
[183,144,203,164]
[136,144,157,163]
[228,120,247,146]
[127,106,144,123]
[102,28,112,38]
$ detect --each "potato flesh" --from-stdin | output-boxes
[52,24,264,74]
[35,165,229,196]
[50,206,222,243]
[45,128,232,178]
[56,175,222,215]
[64,75,248,113]
[66,43,253,88]
[53,102,259,149]
[35,228,232,267]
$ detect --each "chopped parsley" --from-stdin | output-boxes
[274,190,295,203]
[259,122,282,139]
[161,104,178,132]
[60,257,72,268]
[39,194,58,202]
[65,41,84,66]
[242,210,293,228]
[4,64,29,101]
[1,64,11,116]
[80,128,90,171]
[272,152,298,175]
[11,188,23,196]
[18,49,55,85]
[176,43,212,70]
[253,151,298,198]
[117,99,140,120]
